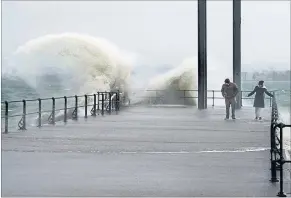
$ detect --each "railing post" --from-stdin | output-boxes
[93,94,97,116]
[240,91,243,107]
[270,123,278,182]
[4,101,8,134]
[51,97,55,125]
[64,96,67,123]
[97,92,100,111]
[105,91,107,104]
[277,124,286,197]
[74,95,78,120]
[149,93,151,104]
[115,92,118,114]
[22,100,27,130]
[38,98,41,127]
[117,90,120,111]
[212,90,215,107]
[108,92,112,114]
[183,90,186,105]
[113,92,116,110]
[273,91,276,107]
[101,93,105,116]
[270,96,272,107]
[84,95,88,118]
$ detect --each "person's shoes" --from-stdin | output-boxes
[259,117,262,120]
[255,117,258,120]
[224,117,229,120]
[232,117,236,120]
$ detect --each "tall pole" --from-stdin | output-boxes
[198,0,207,109]
[233,0,242,109]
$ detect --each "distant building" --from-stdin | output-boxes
[245,70,290,81]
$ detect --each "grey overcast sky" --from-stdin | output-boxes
[2,1,290,70]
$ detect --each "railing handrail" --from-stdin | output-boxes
[3,89,282,116]
[1,91,121,133]
[2,89,287,104]
[1,89,291,104]
[1,88,287,128]
[145,89,283,92]
[134,89,278,107]
[1,91,112,104]
[1,89,284,120]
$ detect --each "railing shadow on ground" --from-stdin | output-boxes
[270,93,291,197]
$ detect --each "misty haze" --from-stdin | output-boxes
[1,1,290,197]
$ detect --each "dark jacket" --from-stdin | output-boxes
[221,82,239,99]
[248,86,273,108]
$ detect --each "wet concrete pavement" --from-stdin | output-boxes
[2,106,290,196]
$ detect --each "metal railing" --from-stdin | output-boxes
[0,89,282,133]
[140,89,274,107]
[270,94,291,197]
[1,91,120,134]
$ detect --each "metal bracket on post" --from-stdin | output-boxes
[72,95,78,120]
[101,93,105,116]
[90,94,97,116]
[212,90,215,107]
[277,124,287,197]
[117,90,120,111]
[4,101,8,133]
[38,98,42,127]
[240,91,243,107]
[97,92,100,111]
[104,91,107,105]
[115,92,119,113]
[84,95,88,118]
[108,92,112,114]
[64,96,67,123]
[18,100,27,130]
[270,123,279,182]
[183,90,186,105]
[48,97,55,125]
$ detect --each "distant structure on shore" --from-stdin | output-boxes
[242,70,290,81]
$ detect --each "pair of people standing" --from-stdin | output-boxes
[221,79,273,120]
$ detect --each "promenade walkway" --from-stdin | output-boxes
[2,106,290,196]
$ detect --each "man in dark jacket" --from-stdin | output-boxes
[247,80,273,120]
[221,78,239,120]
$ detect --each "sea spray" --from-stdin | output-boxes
[3,33,136,125]
[143,56,232,106]
[11,33,134,95]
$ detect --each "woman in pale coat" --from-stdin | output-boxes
[247,80,274,120]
